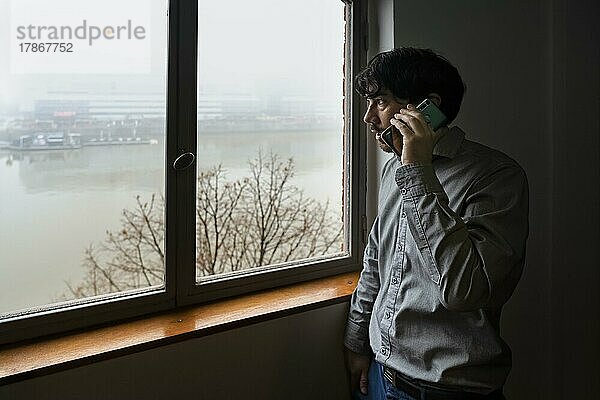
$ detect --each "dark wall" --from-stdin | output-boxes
[0,304,351,400]
[392,0,599,398]
[549,0,599,397]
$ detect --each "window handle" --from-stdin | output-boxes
[172,152,195,171]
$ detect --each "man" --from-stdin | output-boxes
[344,47,528,399]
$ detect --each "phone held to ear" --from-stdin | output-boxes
[378,98,447,158]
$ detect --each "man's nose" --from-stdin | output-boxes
[363,105,379,125]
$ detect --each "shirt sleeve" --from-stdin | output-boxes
[395,162,529,312]
[343,217,380,355]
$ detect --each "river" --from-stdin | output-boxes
[0,129,344,314]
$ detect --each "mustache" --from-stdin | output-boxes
[369,124,382,133]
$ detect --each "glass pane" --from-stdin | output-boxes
[196,0,346,280]
[0,0,168,316]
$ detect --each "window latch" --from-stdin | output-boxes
[172,152,195,171]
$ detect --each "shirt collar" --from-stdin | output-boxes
[433,126,465,159]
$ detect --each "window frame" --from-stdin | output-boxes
[0,0,367,345]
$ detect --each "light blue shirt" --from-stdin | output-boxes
[344,126,529,394]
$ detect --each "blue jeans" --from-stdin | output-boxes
[352,360,417,400]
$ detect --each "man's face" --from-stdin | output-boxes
[363,90,408,153]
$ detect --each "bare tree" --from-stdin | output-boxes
[63,152,343,299]
[232,152,342,269]
[196,165,248,276]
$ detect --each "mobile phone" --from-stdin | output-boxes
[379,126,402,157]
[415,98,447,131]
[378,98,447,157]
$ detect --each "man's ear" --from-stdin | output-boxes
[427,93,442,107]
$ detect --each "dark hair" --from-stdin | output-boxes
[355,47,466,125]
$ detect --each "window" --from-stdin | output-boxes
[194,0,347,280]
[0,0,366,344]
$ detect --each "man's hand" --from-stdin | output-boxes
[345,349,371,396]
[390,104,436,165]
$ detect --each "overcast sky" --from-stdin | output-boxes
[0,0,345,112]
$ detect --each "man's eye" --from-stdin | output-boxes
[367,98,386,107]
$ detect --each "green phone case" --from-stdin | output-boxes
[416,99,447,130]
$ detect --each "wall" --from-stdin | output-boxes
[390,0,599,398]
[548,0,599,397]
[0,303,351,400]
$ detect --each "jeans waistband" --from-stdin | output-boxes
[382,366,504,400]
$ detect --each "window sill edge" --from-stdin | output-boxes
[0,272,359,385]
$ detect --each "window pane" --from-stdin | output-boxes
[0,0,168,316]
[196,0,346,280]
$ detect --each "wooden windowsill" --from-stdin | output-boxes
[0,272,358,385]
